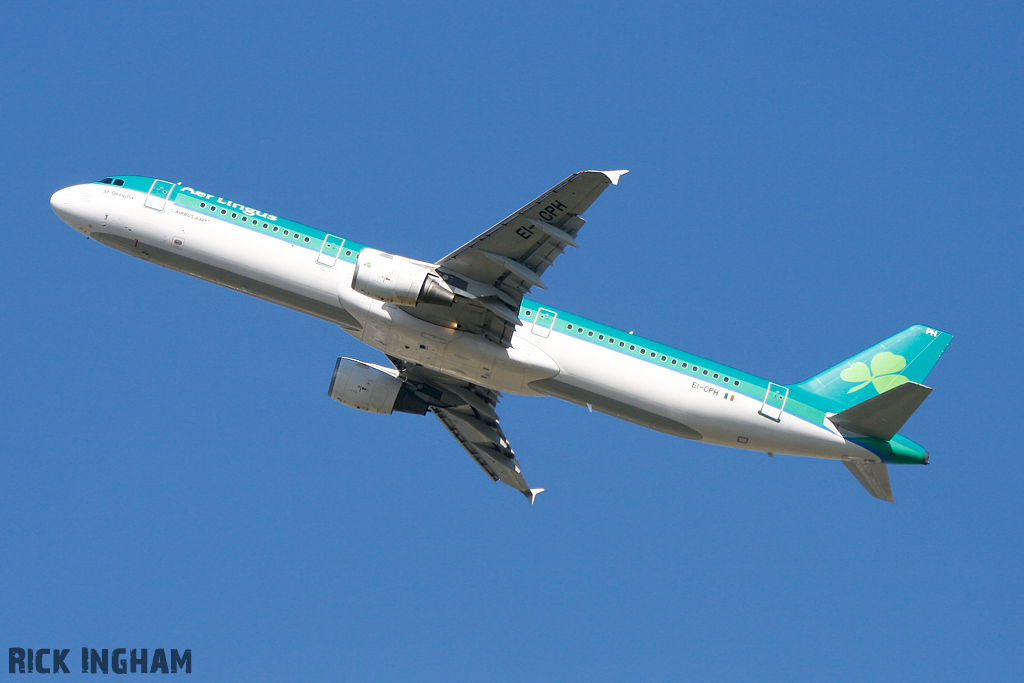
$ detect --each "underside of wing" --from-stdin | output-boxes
[400,170,627,345]
[389,357,544,503]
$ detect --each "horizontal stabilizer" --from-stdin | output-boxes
[843,461,894,503]
[830,382,933,440]
[525,488,545,505]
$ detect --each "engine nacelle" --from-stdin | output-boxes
[328,358,428,415]
[352,248,455,307]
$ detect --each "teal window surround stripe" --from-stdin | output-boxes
[171,188,366,263]
[518,299,832,431]
[94,177,367,263]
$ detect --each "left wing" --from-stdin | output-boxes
[389,357,544,504]
[401,170,627,345]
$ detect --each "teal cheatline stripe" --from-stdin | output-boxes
[518,299,844,426]
[518,298,771,402]
[93,175,367,263]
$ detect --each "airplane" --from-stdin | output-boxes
[50,171,952,504]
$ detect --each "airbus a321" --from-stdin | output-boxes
[51,171,951,503]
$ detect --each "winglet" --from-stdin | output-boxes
[586,169,629,185]
[524,488,545,505]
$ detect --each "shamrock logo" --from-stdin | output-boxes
[839,351,909,394]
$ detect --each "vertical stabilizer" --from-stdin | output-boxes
[796,325,952,411]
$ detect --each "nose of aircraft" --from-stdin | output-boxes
[50,186,72,220]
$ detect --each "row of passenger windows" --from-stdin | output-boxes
[196,201,357,258]
[549,319,742,387]
[98,178,125,186]
[198,202,310,238]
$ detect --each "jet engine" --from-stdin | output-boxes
[328,358,428,415]
[351,248,455,307]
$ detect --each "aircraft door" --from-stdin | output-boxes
[758,382,789,421]
[317,234,345,266]
[531,308,558,338]
[144,179,175,211]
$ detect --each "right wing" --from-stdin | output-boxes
[400,170,627,345]
[389,357,544,504]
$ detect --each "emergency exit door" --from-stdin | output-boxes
[144,179,175,211]
[758,382,789,421]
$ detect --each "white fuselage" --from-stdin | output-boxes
[52,182,875,464]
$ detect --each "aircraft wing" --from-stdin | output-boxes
[400,170,627,345]
[388,357,544,503]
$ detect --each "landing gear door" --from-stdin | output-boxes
[144,179,175,211]
[759,382,789,421]
[531,308,557,338]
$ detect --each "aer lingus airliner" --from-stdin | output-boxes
[51,171,951,503]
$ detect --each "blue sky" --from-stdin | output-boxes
[2,1,1022,680]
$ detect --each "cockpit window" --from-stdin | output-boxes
[113,179,124,186]
[99,178,113,184]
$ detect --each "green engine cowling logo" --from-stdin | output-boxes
[840,352,909,394]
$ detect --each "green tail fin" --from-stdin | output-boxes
[795,325,953,411]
